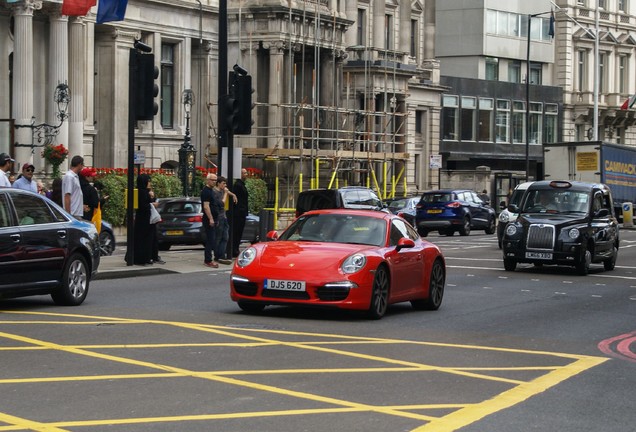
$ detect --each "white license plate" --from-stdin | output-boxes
[526,251,553,260]
[265,279,306,291]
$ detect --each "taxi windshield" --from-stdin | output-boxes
[521,190,589,214]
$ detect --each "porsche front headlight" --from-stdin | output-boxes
[237,247,257,267]
[342,254,366,274]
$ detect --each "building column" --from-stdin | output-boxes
[266,42,284,149]
[68,17,85,163]
[12,0,42,165]
[373,0,385,51]
[48,11,69,161]
[344,0,357,47]
[399,1,411,55]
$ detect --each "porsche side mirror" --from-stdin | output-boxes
[396,237,415,251]
[266,230,279,240]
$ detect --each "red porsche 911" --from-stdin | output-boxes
[230,209,445,319]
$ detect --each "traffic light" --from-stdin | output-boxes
[235,74,255,135]
[224,72,240,132]
[135,52,159,121]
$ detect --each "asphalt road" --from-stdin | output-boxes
[1,230,635,431]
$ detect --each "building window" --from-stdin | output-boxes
[478,98,493,142]
[599,52,606,93]
[619,55,627,94]
[512,101,525,144]
[508,61,521,83]
[544,104,558,143]
[485,58,499,80]
[598,0,606,8]
[357,9,366,46]
[410,19,418,58]
[160,43,175,129]
[415,110,423,134]
[577,50,586,91]
[385,14,393,50]
[529,102,543,144]
[577,0,586,6]
[529,63,542,84]
[619,0,626,12]
[460,97,476,141]
[442,95,459,140]
[495,99,510,143]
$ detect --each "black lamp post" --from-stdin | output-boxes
[14,83,71,152]
[178,89,197,196]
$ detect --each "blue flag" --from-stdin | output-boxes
[96,0,128,24]
[548,10,555,38]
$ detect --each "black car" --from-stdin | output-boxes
[0,188,100,305]
[295,187,384,217]
[156,197,260,250]
[386,196,419,227]
[415,189,496,236]
[502,180,619,275]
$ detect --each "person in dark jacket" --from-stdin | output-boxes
[231,168,249,257]
[79,167,99,221]
[130,173,154,265]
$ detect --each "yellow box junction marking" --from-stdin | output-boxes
[0,311,607,431]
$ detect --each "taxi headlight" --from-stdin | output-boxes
[342,254,366,274]
[568,228,580,240]
[505,224,518,236]
[237,247,257,267]
[499,211,509,223]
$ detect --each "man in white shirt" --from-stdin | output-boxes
[12,163,38,193]
[0,153,14,188]
[62,155,85,217]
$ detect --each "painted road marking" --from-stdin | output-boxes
[0,311,608,432]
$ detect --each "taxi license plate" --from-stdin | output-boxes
[427,209,442,214]
[265,279,306,291]
[526,251,552,259]
[166,230,184,236]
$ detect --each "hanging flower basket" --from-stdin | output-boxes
[41,144,69,178]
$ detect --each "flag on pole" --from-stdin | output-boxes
[96,0,128,24]
[548,10,555,38]
[62,0,96,16]
[620,94,636,110]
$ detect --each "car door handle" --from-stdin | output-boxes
[10,234,20,243]
[57,230,67,239]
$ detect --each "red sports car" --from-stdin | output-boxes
[230,209,445,319]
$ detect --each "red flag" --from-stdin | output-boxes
[62,0,97,16]
[620,94,636,110]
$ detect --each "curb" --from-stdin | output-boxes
[93,267,177,280]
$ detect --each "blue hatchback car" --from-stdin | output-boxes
[415,189,496,237]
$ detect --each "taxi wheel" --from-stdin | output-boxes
[503,258,517,272]
[412,259,445,311]
[51,254,89,306]
[576,249,592,276]
[368,266,389,320]
[238,301,266,314]
[603,245,618,271]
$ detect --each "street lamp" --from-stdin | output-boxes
[178,89,197,196]
[14,83,71,152]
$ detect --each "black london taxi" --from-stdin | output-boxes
[502,180,619,275]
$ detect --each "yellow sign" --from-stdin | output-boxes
[576,152,598,171]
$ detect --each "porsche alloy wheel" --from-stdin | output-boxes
[368,266,389,319]
[412,259,445,311]
[51,254,89,306]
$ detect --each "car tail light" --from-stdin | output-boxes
[188,215,202,223]
[446,201,461,208]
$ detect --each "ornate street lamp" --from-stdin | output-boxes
[15,83,71,152]
[178,89,197,196]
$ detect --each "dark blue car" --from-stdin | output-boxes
[415,189,496,237]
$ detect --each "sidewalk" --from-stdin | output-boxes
[94,247,233,280]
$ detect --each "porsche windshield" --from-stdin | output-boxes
[520,189,590,214]
[280,213,386,246]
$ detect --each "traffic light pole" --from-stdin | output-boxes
[126,48,137,266]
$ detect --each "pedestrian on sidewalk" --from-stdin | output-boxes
[201,173,219,268]
[212,176,236,265]
[12,162,38,192]
[231,168,249,258]
[62,155,85,219]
